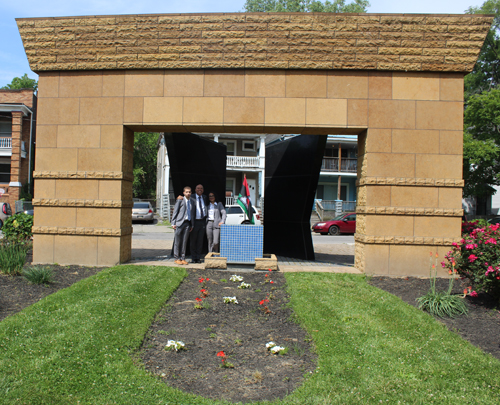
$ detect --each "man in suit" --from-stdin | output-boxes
[171,186,196,265]
[191,184,208,263]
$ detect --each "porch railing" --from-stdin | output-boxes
[321,157,357,173]
[319,200,356,212]
[0,138,12,148]
[226,155,262,168]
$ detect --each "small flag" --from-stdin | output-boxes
[237,175,254,224]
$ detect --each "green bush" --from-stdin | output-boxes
[22,266,54,284]
[0,241,30,275]
[417,253,468,318]
[2,213,33,241]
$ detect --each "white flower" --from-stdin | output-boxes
[238,282,251,289]
[165,340,185,351]
[223,296,238,304]
[266,341,276,349]
[270,345,285,354]
[230,275,243,282]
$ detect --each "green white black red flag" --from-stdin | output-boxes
[237,175,254,224]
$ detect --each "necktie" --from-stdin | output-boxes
[186,199,191,221]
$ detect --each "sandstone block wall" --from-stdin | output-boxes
[17,13,492,73]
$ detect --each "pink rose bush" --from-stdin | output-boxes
[443,222,500,299]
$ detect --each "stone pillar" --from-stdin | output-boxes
[355,84,464,276]
[33,121,134,266]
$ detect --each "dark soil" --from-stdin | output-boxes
[0,264,102,322]
[140,269,316,404]
[369,276,500,360]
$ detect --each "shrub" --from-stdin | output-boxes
[22,266,54,285]
[443,223,500,299]
[2,213,33,241]
[417,253,468,318]
[0,240,30,275]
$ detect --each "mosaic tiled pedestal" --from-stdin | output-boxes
[220,225,264,264]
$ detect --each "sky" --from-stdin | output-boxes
[0,0,486,88]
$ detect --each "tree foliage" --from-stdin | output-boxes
[133,132,159,199]
[243,0,369,13]
[0,74,38,92]
[463,1,500,199]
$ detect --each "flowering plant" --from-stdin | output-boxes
[229,275,243,282]
[165,340,186,352]
[200,288,209,298]
[217,350,234,368]
[194,297,203,310]
[266,341,287,355]
[223,296,238,304]
[238,282,251,289]
[264,269,274,284]
[443,222,500,299]
[417,252,467,318]
[259,297,271,314]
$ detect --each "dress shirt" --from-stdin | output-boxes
[196,195,205,219]
[208,202,217,221]
[184,197,191,221]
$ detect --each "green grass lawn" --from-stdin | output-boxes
[0,267,499,404]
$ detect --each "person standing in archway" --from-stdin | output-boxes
[171,186,195,265]
[206,191,226,253]
[191,184,208,263]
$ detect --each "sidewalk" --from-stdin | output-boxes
[130,237,359,274]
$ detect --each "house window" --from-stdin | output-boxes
[221,140,236,156]
[0,159,11,183]
[0,118,12,138]
[242,141,256,151]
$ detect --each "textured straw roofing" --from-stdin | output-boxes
[16,13,493,73]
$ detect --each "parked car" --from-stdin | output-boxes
[488,217,500,225]
[225,205,262,225]
[312,212,356,235]
[132,202,155,223]
[0,202,12,229]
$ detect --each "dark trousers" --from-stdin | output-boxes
[190,219,206,261]
[173,221,190,260]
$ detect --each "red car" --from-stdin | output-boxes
[312,212,356,235]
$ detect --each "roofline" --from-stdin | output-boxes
[15,12,496,21]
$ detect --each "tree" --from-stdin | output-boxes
[243,0,369,13]
[133,133,159,199]
[465,1,500,98]
[1,74,38,92]
[463,1,500,203]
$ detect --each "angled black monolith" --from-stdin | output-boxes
[264,135,327,260]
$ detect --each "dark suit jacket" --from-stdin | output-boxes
[171,197,196,227]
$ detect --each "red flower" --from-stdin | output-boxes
[268,269,272,272]
[200,289,206,293]
[206,278,210,281]
[270,281,274,284]
[196,297,202,302]
[217,351,225,357]
[259,299,269,305]
[199,277,205,283]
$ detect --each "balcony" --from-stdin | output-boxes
[226,155,263,170]
[321,157,357,173]
[0,138,26,157]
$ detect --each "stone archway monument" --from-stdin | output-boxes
[17,12,492,275]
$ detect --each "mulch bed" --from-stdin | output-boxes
[1,262,500,402]
[0,264,102,322]
[140,269,316,403]
[369,276,500,360]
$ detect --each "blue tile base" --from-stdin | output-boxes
[220,225,264,264]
